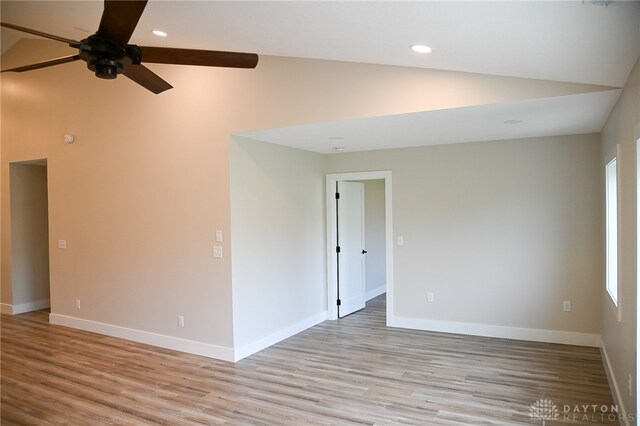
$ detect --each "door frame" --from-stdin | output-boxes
[326,171,393,321]
[3,159,52,315]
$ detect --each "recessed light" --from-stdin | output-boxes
[503,119,523,125]
[411,44,432,54]
[152,30,168,37]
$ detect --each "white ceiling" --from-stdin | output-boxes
[2,1,640,153]
[239,90,622,153]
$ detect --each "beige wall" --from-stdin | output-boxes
[600,57,639,419]
[8,163,50,307]
[327,134,604,336]
[1,38,616,358]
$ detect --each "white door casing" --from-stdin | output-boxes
[326,171,393,322]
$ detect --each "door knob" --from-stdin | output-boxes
[362,250,367,254]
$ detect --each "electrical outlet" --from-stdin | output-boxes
[178,315,185,327]
[213,246,223,258]
[75,299,81,310]
[563,301,571,312]
[58,239,67,249]
[427,292,434,303]
[397,236,404,246]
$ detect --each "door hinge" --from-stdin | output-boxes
[337,299,341,306]
[335,192,340,199]
[336,246,341,253]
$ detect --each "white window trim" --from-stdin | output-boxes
[605,145,621,322]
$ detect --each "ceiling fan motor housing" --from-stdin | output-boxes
[89,58,122,79]
[79,34,137,79]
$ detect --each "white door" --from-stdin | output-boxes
[337,181,366,318]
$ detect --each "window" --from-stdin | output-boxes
[605,154,618,306]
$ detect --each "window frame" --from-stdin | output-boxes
[605,145,621,321]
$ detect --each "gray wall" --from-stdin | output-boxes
[230,136,327,352]
[230,132,603,356]
[600,57,639,419]
[363,180,386,299]
[327,134,603,335]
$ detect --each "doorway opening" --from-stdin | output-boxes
[326,171,393,322]
[6,160,51,315]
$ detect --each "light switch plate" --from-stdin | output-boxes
[216,230,223,242]
[58,240,67,249]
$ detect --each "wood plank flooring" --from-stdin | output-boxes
[1,295,617,425]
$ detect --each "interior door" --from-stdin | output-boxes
[337,181,366,318]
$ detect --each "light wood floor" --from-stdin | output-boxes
[2,295,616,425]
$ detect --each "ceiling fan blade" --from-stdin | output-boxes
[123,63,172,94]
[0,22,80,46]
[1,55,80,73]
[97,0,147,47]
[139,46,259,69]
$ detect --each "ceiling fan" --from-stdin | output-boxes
[0,0,259,94]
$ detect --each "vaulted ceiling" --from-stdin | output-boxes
[2,1,639,153]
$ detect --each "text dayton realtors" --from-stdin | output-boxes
[562,404,633,423]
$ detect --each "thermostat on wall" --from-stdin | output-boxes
[64,134,75,144]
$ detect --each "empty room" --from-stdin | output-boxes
[1,1,639,424]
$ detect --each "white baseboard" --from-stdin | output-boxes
[1,299,50,315]
[47,310,327,363]
[49,313,235,362]
[389,315,601,347]
[233,310,328,362]
[600,342,630,426]
[366,285,386,301]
